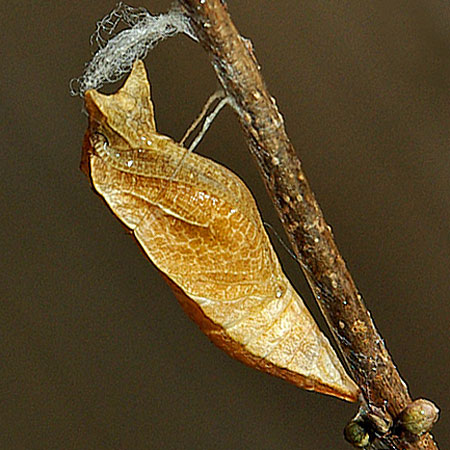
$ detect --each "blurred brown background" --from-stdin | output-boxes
[2,1,449,448]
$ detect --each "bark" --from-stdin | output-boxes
[178,1,439,448]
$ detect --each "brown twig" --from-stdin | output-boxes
[178,1,438,448]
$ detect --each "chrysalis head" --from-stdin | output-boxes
[81,61,157,175]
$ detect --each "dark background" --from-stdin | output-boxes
[2,1,449,448]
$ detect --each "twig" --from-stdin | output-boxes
[178,1,439,448]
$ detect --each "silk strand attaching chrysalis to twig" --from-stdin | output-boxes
[71,2,196,96]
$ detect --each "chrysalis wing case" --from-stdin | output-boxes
[82,60,359,402]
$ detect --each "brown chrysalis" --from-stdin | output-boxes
[81,60,359,402]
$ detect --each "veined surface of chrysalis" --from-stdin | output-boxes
[81,60,359,402]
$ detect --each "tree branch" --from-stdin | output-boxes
[178,1,439,448]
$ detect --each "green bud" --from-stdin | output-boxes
[398,398,439,435]
[344,421,370,448]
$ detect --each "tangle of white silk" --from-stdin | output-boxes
[70,2,197,96]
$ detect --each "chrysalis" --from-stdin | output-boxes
[81,60,359,402]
